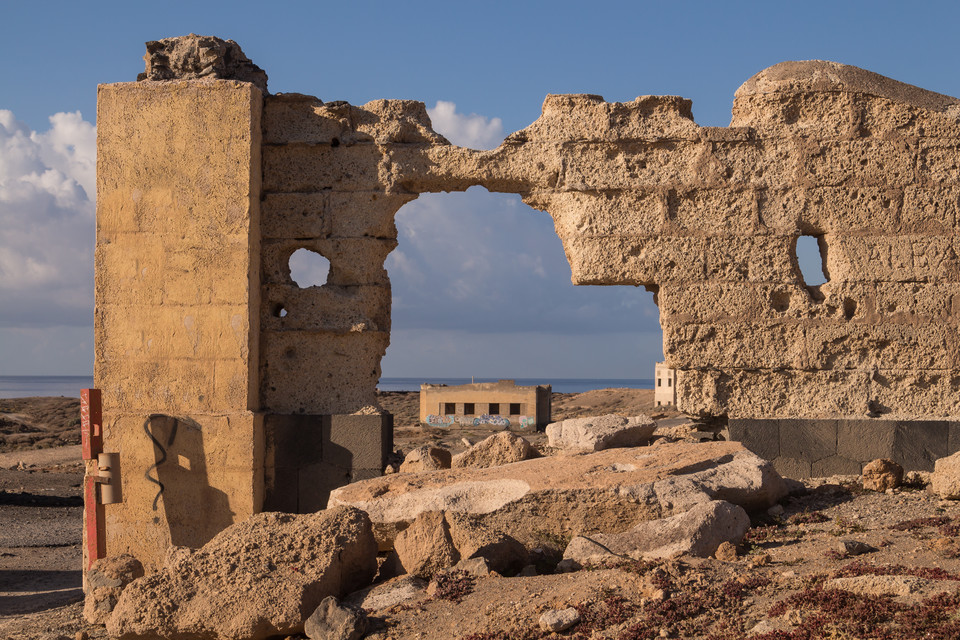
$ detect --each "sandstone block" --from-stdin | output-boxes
[545,414,655,451]
[932,451,960,499]
[108,507,378,640]
[563,500,750,563]
[450,431,535,469]
[329,441,785,551]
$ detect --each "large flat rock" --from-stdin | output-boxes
[329,441,785,550]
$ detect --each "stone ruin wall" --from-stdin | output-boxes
[262,62,960,423]
[94,36,960,567]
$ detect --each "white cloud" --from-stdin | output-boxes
[0,110,95,328]
[427,101,505,150]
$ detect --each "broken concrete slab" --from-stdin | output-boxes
[329,441,785,550]
[562,500,750,564]
[107,506,378,640]
[545,414,656,451]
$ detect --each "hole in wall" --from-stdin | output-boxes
[381,187,662,386]
[272,303,287,318]
[289,248,330,288]
[770,290,791,313]
[795,235,828,287]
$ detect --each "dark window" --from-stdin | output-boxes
[444,402,455,414]
[489,403,500,414]
[667,378,672,388]
[509,403,521,415]
[657,378,662,387]
[464,403,475,415]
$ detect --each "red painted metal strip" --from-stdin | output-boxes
[84,475,105,569]
[80,389,102,460]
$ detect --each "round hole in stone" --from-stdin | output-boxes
[272,303,287,318]
[289,248,330,288]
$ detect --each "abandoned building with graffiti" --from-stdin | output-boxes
[85,34,960,573]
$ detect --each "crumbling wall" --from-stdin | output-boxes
[94,36,960,567]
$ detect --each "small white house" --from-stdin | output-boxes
[654,361,677,407]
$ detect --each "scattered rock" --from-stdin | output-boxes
[394,510,527,577]
[83,553,144,624]
[715,541,738,561]
[546,414,656,451]
[563,500,750,563]
[330,441,786,550]
[393,511,458,578]
[107,507,378,640]
[837,540,877,556]
[904,470,931,486]
[555,559,580,573]
[452,556,495,578]
[343,576,427,613]
[862,459,903,492]
[304,596,366,640]
[519,564,538,577]
[539,607,580,632]
[451,431,536,469]
[767,504,785,518]
[400,446,451,473]
[932,452,960,499]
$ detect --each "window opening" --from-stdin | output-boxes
[489,402,500,415]
[443,402,455,414]
[795,235,828,287]
[289,248,330,288]
[464,403,475,415]
[509,403,521,415]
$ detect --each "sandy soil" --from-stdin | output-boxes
[5,392,960,639]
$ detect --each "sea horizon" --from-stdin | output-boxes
[0,375,653,399]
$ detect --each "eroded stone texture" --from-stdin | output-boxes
[139,34,268,93]
[258,60,960,423]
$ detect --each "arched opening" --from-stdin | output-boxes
[380,187,663,396]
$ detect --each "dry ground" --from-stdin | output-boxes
[5,392,960,639]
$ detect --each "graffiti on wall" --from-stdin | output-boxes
[425,414,537,429]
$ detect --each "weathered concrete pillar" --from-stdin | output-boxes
[94,78,264,570]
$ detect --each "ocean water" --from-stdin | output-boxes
[377,377,654,394]
[0,376,653,399]
[0,376,95,399]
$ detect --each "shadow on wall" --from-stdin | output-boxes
[145,416,234,548]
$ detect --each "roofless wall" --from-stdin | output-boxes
[94,35,960,567]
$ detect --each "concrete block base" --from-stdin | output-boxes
[263,413,393,512]
[729,418,959,478]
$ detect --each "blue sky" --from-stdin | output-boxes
[1,1,958,377]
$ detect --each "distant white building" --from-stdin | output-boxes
[654,361,676,407]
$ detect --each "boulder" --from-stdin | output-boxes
[394,510,528,577]
[451,431,536,469]
[400,446,452,473]
[329,441,786,551]
[563,500,750,564]
[304,597,366,640]
[393,511,458,578]
[546,414,656,451]
[932,451,960,499]
[83,554,144,624]
[108,506,378,640]
[862,458,903,492]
